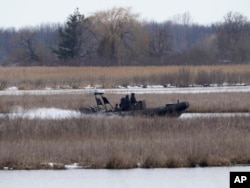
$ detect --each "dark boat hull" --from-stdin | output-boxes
[80,101,189,117]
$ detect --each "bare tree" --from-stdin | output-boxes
[0,28,16,65]
[90,7,146,65]
[8,28,41,65]
[148,24,173,57]
[171,12,193,51]
[172,12,193,26]
[216,12,250,63]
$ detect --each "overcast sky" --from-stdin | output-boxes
[1,0,250,29]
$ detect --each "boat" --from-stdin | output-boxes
[79,92,189,117]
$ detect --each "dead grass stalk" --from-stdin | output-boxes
[0,116,250,169]
[0,65,250,89]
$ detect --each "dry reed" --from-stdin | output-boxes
[0,65,250,170]
[0,116,250,169]
[0,65,250,89]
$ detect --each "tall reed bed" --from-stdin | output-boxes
[0,116,250,169]
[0,65,250,89]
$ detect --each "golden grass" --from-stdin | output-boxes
[0,65,250,169]
[0,116,250,169]
[0,92,249,169]
[0,65,250,89]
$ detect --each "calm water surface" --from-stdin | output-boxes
[0,166,250,188]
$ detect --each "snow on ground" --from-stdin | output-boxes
[1,85,250,96]
[180,113,250,119]
[110,85,250,94]
[4,107,82,120]
[0,166,250,188]
[0,106,249,120]
[0,106,124,120]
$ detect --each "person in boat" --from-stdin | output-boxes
[120,95,130,111]
[119,97,125,109]
[130,93,137,104]
[130,93,137,110]
[124,95,130,110]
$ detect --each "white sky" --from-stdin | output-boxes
[1,0,250,29]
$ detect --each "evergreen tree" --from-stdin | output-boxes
[53,8,86,60]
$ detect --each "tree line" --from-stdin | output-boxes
[0,7,250,66]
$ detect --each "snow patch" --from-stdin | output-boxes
[5,86,18,91]
[65,163,81,169]
[2,107,248,120]
[1,85,250,96]
[181,113,250,119]
[146,85,164,88]
[7,107,81,120]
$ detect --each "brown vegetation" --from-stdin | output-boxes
[0,92,249,169]
[0,116,250,169]
[0,65,250,169]
[0,65,250,89]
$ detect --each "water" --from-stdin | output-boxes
[0,166,250,188]
[0,107,249,120]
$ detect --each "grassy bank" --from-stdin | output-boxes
[0,116,250,169]
[0,65,250,89]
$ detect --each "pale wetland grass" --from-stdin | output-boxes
[0,116,250,169]
[0,93,250,169]
[0,65,250,169]
[0,65,250,89]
